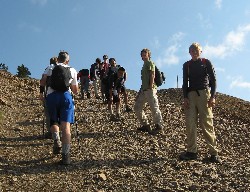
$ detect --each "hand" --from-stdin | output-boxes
[109,96,113,103]
[208,97,216,108]
[183,98,189,109]
[39,93,44,101]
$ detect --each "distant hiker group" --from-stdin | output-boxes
[39,43,221,165]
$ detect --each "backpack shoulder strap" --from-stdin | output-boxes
[187,59,192,77]
[201,58,207,65]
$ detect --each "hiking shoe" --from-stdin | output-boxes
[53,140,62,155]
[110,114,117,121]
[81,93,84,99]
[150,124,163,135]
[179,152,198,161]
[87,92,90,99]
[61,153,71,165]
[125,106,132,112]
[137,124,151,132]
[210,155,222,163]
[44,131,52,139]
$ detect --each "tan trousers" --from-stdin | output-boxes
[134,89,162,126]
[93,79,101,97]
[185,89,218,155]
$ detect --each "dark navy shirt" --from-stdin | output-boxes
[182,58,216,99]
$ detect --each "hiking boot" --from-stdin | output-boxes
[61,153,71,165]
[125,105,132,112]
[137,124,151,132]
[53,140,62,155]
[116,114,124,121]
[179,152,198,161]
[210,155,222,163]
[150,124,163,135]
[44,131,52,139]
[110,114,117,121]
[87,92,90,99]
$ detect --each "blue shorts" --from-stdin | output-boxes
[46,91,74,125]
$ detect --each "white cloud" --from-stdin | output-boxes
[215,0,222,9]
[155,32,185,67]
[203,24,250,59]
[156,45,179,67]
[30,0,47,6]
[170,32,185,43]
[230,76,250,89]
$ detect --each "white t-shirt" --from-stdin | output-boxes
[43,63,78,95]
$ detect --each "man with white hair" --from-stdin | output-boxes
[40,51,78,165]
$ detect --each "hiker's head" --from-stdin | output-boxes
[109,58,116,66]
[141,48,151,61]
[118,67,125,78]
[58,51,70,64]
[50,57,57,65]
[96,58,101,64]
[103,55,108,62]
[189,42,202,60]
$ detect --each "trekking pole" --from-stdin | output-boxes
[177,75,179,88]
[73,94,81,152]
[42,103,45,137]
[42,89,48,138]
[42,91,47,138]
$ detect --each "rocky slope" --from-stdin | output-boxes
[0,70,249,192]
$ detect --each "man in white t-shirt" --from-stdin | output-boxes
[39,51,78,165]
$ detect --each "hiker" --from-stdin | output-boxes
[40,56,58,139]
[90,58,102,99]
[134,48,163,135]
[107,66,126,121]
[105,58,132,112]
[77,68,90,99]
[180,42,221,163]
[100,55,110,103]
[39,51,78,165]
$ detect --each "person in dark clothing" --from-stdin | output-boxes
[100,55,110,103]
[180,42,221,163]
[90,58,102,99]
[107,67,126,121]
[41,56,58,139]
[77,69,90,99]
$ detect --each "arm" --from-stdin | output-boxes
[39,74,47,100]
[70,68,79,94]
[182,62,189,109]
[182,62,189,99]
[206,60,217,99]
[206,60,217,107]
[70,85,78,94]
[149,70,154,89]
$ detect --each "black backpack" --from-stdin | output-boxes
[50,65,72,92]
[154,65,165,87]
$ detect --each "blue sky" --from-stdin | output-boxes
[1,0,250,102]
